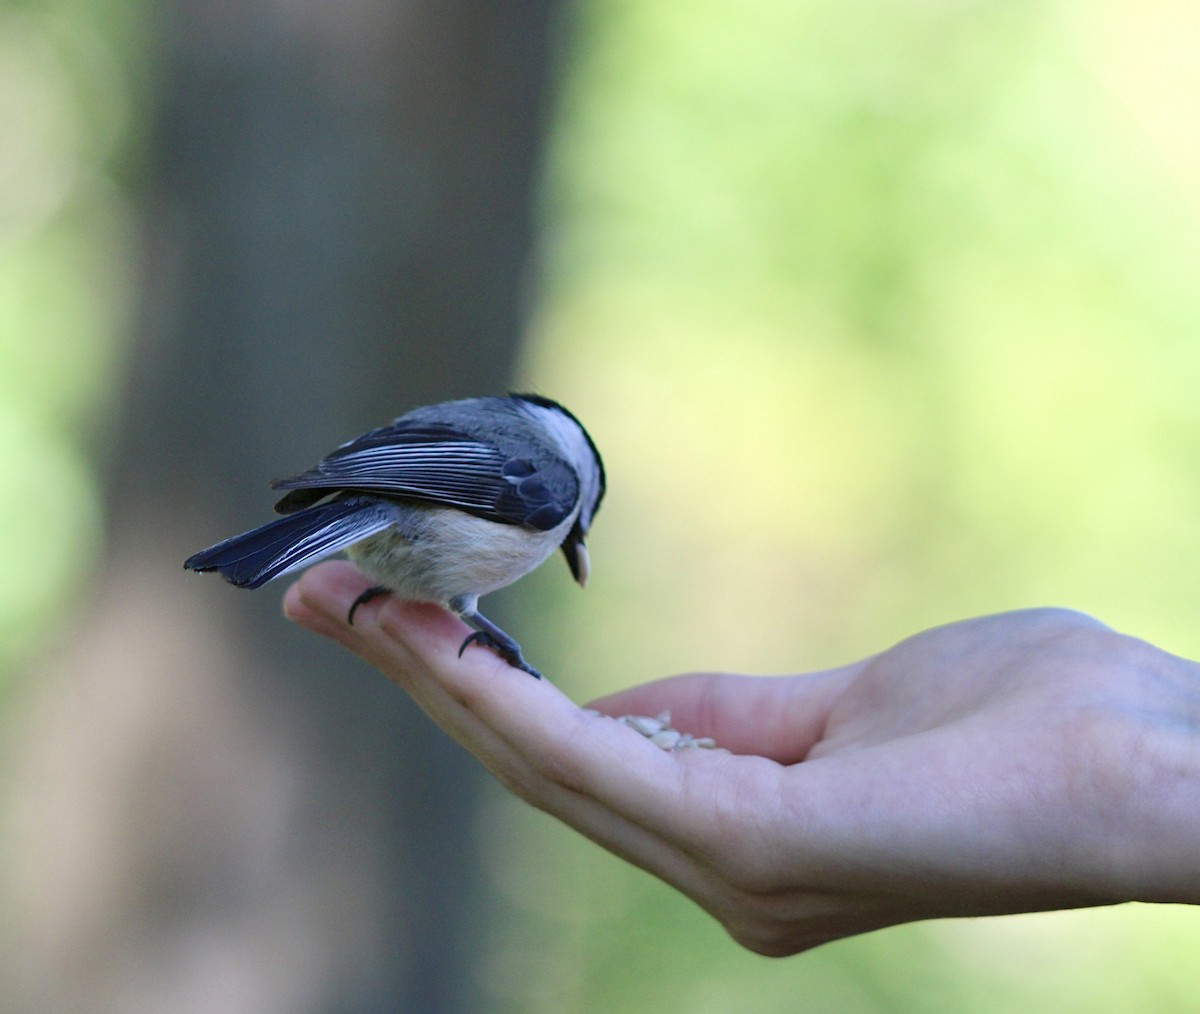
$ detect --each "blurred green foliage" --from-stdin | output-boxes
[527,0,1200,677]
[0,0,143,669]
[507,0,1200,1010]
[5,0,1200,1009]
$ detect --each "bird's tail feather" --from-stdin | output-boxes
[184,497,397,589]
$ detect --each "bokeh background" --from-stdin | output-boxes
[3,0,1200,1010]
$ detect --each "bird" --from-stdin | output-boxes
[184,393,605,678]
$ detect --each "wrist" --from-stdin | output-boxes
[1084,637,1200,905]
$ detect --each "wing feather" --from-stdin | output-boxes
[184,498,400,588]
[270,424,577,530]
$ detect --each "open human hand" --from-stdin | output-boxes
[284,561,1200,955]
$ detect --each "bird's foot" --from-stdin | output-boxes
[347,585,390,625]
[458,628,542,679]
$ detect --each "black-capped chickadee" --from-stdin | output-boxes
[184,393,605,679]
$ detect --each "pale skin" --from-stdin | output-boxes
[283,561,1200,956]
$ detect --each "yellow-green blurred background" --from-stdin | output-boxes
[4,0,1200,1010]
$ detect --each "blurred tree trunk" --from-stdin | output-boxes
[6,1,562,1011]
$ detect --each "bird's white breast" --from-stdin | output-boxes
[345,505,573,608]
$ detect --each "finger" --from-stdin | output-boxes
[282,562,532,759]
[587,668,855,765]
[283,565,742,899]
[282,564,677,817]
[281,560,384,645]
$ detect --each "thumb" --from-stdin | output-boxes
[587,667,853,765]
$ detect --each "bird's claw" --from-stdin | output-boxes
[347,584,390,625]
[458,630,542,679]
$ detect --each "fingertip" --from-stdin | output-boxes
[281,561,372,633]
[281,580,304,622]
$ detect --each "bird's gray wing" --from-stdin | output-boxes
[270,424,578,531]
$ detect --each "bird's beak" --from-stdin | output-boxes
[563,537,590,587]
